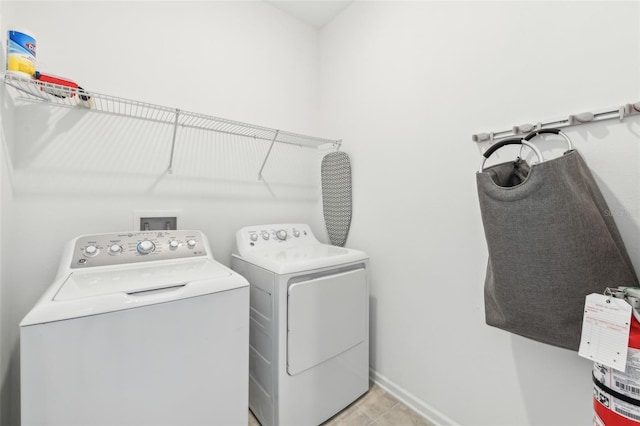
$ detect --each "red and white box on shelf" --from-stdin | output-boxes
[35,72,78,98]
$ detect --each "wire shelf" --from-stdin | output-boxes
[3,73,341,175]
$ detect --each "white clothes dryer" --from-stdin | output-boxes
[20,230,249,426]
[231,224,369,426]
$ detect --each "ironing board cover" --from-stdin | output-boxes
[321,151,352,247]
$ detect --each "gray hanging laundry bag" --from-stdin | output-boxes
[476,134,638,351]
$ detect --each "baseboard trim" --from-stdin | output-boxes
[369,369,460,426]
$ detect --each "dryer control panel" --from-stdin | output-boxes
[69,230,208,269]
[235,223,319,257]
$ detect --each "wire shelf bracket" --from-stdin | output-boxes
[167,109,180,174]
[258,130,279,181]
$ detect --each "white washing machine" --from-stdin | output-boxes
[20,230,249,426]
[231,223,369,426]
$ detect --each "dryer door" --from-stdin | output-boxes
[287,268,367,376]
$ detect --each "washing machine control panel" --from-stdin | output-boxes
[70,230,208,269]
[235,223,318,257]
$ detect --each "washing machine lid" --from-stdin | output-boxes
[21,259,248,326]
[54,258,232,301]
[237,243,368,274]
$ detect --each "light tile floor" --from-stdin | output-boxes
[249,383,434,426]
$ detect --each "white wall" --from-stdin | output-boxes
[0,2,328,424]
[319,1,640,425]
[3,2,640,426]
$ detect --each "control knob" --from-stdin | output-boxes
[276,230,287,240]
[187,239,197,249]
[108,244,123,255]
[136,240,155,255]
[250,233,259,242]
[261,231,270,240]
[169,240,180,250]
[85,245,99,257]
[293,229,300,238]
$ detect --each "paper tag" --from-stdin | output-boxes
[578,293,632,371]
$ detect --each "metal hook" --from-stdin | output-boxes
[524,128,573,152]
[604,287,614,303]
[479,139,543,173]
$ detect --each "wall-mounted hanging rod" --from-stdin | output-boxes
[472,102,640,143]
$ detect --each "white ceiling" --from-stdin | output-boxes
[265,1,353,29]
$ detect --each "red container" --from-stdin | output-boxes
[593,316,640,425]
